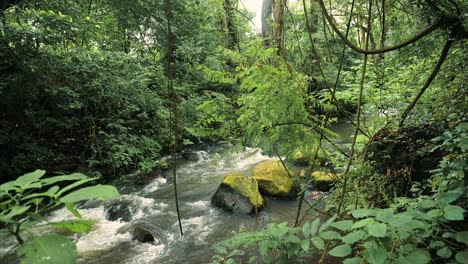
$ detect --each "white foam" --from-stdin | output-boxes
[143,177,167,193]
[126,243,166,264]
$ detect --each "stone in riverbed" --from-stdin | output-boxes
[211,172,264,214]
[253,160,298,199]
[311,171,336,191]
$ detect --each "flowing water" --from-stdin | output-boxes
[0,121,354,264]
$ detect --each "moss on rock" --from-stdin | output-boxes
[311,171,336,191]
[222,172,264,207]
[211,172,263,214]
[253,160,298,199]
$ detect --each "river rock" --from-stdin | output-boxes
[132,227,155,243]
[253,160,298,199]
[117,220,164,244]
[311,171,336,191]
[106,200,133,222]
[211,172,264,214]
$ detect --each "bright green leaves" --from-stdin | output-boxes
[49,219,98,233]
[0,170,119,264]
[328,244,352,258]
[367,222,387,237]
[59,185,119,204]
[17,234,77,264]
[363,245,387,264]
[342,230,365,244]
[443,205,465,221]
[330,220,353,231]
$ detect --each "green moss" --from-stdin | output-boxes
[223,172,263,207]
[311,171,338,191]
[253,160,294,197]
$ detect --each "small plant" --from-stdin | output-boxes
[0,169,119,263]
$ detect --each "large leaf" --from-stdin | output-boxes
[363,246,387,264]
[319,231,341,240]
[319,214,337,233]
[311,236,325,250]
[21,186,60,200]
[17,234,77,264]
[310,218,321,236]
[342,230,365,244]
[328,244,352,257]
[455,251,468,264]
[368,222,387,237]
[41,173,88,186]
[13,170,45,190]
[443,205,465,221]
[54,177,99,198]
[331,220,353,231]
[352,209,374,218]
[396,250,431,264]
[49,219,98,233]
[59,185,119,204]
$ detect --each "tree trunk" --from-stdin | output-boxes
[272,0,287,58]
[261,0,273,47]
[222,0,239,50]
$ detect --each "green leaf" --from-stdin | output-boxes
[328,244,351,257]
[311,236,325,250]
[301,239,310,252]
[396,250,431,264]
[319,231,341,240]
[21,186,60,200]
[389,215,412,227]
[455,231,468,245]
[65,203,81,218]
[426,209,443,219]
[436,247,452,258]
[352,218,373,229]
[59,185,119,204]
[54,177,99,198]
[14,170,45,188]
[287,235,301,244]
[443,205,465,221]
[302,221,312,237]
[49,219,97,233]
[455,251,468,264]
[363,246,387,264]
[310,218,321,236]
[1,205,31,222]
[17,234,77,264]
[343,257,363,264]
[352,209,374,218]
[331,220,353,231]
[368,222,387,237]
[41,173,88,186]
[342,230,365,244]
[375,208,394,223]
[319,214,337,233]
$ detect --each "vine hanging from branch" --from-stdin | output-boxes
[165,0,183,237]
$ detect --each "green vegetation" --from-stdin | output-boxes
[0,0,466,263]
[223,172,264,207]
[0,170,119,263]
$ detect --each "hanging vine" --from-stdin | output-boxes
[165,0,183,237]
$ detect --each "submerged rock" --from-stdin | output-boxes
[211,172,264,214]
[311,171,336,191]
[106,200,133,222]
[253,160,298,199]
[117,220,164,244]
[132,227,155,243]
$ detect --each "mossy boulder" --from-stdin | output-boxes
[311,171,335,191]
[211,172,264,214]
[253,160,298,199]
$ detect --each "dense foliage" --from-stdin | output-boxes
[0,0,466,263]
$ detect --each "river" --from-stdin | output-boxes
[0,120,355,264]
